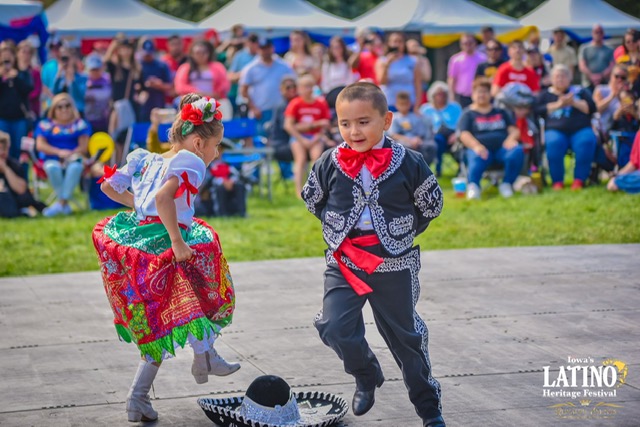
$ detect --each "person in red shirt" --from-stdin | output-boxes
[608,130,640,193]
[492,40,540,97]
[284,74,332,197]
[349,33,383,84]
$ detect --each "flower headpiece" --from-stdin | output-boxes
[180,97,223,136]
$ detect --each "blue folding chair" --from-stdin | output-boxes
[609,131,637,169]
[220,118,274,200]
[121,122,151,164]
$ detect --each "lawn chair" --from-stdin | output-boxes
[121,122,151,164]
[221,118,274,200]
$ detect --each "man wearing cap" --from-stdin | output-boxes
[239,37,294,135]
[138,38,172,122]
[548,28,577,74]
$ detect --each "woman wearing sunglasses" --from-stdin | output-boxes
[35,93,91,216]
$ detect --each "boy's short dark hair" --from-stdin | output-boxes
[336,82,388,117]
[472,77,492,92]
[395,91,411,103]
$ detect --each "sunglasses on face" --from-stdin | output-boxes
[284,85,296,90]
[487,47,500,51]
[614,74,628,81]
[56,103,72,110]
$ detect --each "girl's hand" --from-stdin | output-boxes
[172,239,193,262]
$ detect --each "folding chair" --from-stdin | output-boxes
[220,118,274,200]
[609,131,637,169]
[121,122,151,164]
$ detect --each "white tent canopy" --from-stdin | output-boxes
[519,0,640,38]
[352,0,521,34]
[197,0,354,38]
[0,0,42,25]
[46,0,201,37]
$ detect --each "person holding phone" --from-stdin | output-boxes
[0,42,33,162]
[53,46,88,116]
[375,32,422,112]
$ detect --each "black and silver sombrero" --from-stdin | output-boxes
[197,375,348,427]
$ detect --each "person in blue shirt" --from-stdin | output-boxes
[35,93,91,216]
[388,91,436,165]
[239,38,294,136]
[227,33,259,116]
[53,46,87,115]
[419,81,463,176]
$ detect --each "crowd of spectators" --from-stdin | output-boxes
[1,22,639,218]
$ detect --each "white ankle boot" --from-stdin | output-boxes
[126,361,159,422]
[191,348,241,384]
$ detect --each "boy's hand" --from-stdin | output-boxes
[172,239,193,262]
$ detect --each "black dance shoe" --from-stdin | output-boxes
[423,415,446,427]
[352,374,384,416]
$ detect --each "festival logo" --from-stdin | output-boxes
[543,356,627,420]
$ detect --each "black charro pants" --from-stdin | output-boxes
[314,244,443,420]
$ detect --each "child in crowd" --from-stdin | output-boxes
[388,90,437,165]
[196,139,247,217]
[611,88,639,167]
[608,130,640,193]
[302,82,446,427]
[92,94,239,423]
[284,73,331,197]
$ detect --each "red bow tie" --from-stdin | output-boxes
[174,171,198,207]
[337,147,392,179]
[97,164,117,184]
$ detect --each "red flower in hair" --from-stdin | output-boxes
[181,104,204,126]
[214,109,223,120]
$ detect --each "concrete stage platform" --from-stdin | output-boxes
[0,245,639,427]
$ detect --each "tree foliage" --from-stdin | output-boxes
[42,0,640,24]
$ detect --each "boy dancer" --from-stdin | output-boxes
[302,82,445,426]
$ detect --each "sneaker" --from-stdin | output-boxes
[61,203,72,215]
[552,182,564,191]
[43,201,64,217]
[466,183,481,200]
[498,182,514,198]
[571,179,584,191]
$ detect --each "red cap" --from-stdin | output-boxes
[204,29,219,45]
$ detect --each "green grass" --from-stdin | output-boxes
[1,172,639,277]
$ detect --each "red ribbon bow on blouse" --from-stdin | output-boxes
[174,171,198,207]
[337,147,392,179]
[97,164,117,184]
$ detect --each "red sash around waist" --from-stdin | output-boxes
[333,233,383,296]
[139,216,188,231]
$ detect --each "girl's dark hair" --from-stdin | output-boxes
[187,40,214,82]
[169,93,224,144]
[290,30,312,56]
[114,38,139,82]
[327,36,350,63]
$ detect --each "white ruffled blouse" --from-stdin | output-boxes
[106,148,206,227]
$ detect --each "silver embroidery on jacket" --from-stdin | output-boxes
[325,211,346,231]
[414,174,443,219]
[389,215,414,236]
[302,170,323,215]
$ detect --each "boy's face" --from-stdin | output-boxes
[395,98,411,114]
[336,99,392,153]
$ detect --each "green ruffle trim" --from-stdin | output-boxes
[115,314,233,363]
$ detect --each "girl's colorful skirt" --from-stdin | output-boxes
[92,211,235,363]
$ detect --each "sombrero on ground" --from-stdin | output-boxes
[198,375,348,427]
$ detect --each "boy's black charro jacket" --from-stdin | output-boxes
[302,138,443,257]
